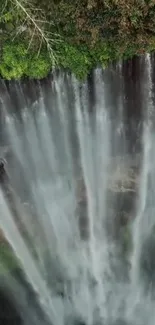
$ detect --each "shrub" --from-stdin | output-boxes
[0,42,52,79]
[56,43,93,79]
[0,43,29,79]
[26,52,51,79]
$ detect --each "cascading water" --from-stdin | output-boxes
[0,55,155,325]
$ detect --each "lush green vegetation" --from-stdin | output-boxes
[1,0,155,80]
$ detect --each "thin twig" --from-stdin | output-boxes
[1,0,8,15]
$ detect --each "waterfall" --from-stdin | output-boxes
[0,56,155,325]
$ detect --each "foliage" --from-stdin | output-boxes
[0,43,29,79]
[0,0,61,64]
[56,43,93,79]
[1,0,155,80]
[0,42,51,79]
[26,51,51,79]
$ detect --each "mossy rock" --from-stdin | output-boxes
[0,243,20,275]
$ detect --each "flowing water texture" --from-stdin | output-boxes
[0,56,155,325]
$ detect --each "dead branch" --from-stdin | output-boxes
[11,0,61,63]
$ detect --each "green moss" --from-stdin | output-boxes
[0,243,20,275]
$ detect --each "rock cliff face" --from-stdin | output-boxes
[0,153,140,245]
[0,160,10,244]
[76,154,140,240]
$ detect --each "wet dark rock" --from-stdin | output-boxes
[108,319,129,325]
[65,315,86,325]
[73,320,86,325]
[77,201,89,240]
[0,287,22,325]
[140,229,155,291]
[0,268,53,325]
[0,159,7,180]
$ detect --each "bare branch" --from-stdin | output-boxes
[27,25,36,52]
[12,17,28,41]
[37,36,43,57]
[11,0,60,64]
